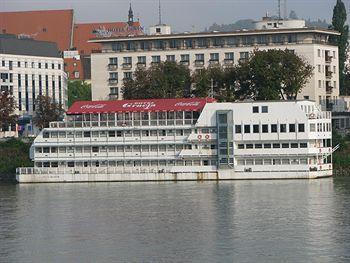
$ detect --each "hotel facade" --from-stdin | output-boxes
[90,19,340,110]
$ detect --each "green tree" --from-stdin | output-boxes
[33,95,64,129]
[330,0,349,95]
[68,80,91,107]
[235,49,313,100]
[123,61,191,99]
[0,91,17,131]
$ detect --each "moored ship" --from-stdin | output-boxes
[17,98,335,183]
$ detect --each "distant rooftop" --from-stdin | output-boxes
[0,34,61,58]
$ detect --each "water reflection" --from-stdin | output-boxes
[0,179,349,262]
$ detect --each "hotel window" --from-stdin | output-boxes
[152,55,161,63]
[271,124,277,133]
[262,124,268,133]
[45,63,48,69]
[282,143,289,148]
[123,57,132,65]
[289,124,296,132]
[166,55,175,62]
[195,54,204,62]
[239,52,249,61]
[280,124,287,133]
[110,87,118,95]
[109,72,118,80]
[255,159,263,165]
[298,123,305,132]
[253,124,259,133]
[17,61,21,67]
[224,52,234,60]
[180,54,190,62]
[137,56,146,64]
[244,125,250,133]
[261,106,268,113]
[58,63,61,70]
[210,53,219,61]
[318,80,322,88]
[51,63,55,69]
[310,123,316,132]
[124,72,133,80]
[109,57,118,65]
[318,49,321,57]
[252,106,259,113]
[300,143,308,148]
[235,125,242,133]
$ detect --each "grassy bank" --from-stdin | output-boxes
[0,138,33,181]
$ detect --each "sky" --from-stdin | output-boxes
[1,0,349,32]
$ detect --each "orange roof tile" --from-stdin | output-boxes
[0,9,73,51]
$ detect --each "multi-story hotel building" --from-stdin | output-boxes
[0,34,67,135]
[90,18,340,110]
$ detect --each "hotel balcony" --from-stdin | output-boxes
[208,60,219,67]
[180,60,190,66]
[108,78,118,85]
[122,63,132,70]
[136,62,146,69]
[194,60,204,67]
[108,64,118,71]
[325,71,333,79]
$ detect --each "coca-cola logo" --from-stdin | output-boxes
[81,104,106,109]
[122,102,156,110]
[175,102,200,107]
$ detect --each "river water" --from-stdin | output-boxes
[1,178,350,262]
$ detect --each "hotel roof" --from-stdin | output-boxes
[89,27,340,43]
[67,98,216,114]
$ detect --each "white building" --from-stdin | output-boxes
[90,18,340,111]
[16,98,334,183]
[0,34,68,135]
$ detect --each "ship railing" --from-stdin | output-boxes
[16,167,173,175]
[307,111,331,120]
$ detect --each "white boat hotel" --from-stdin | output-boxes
[17,98,335,183]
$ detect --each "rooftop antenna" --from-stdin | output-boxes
[158,0,162,25]
[284,0,287,19]
[278,0,281,20]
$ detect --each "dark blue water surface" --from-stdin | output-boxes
[1,178,350,262]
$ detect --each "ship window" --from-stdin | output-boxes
[291,159,299,164]
[68,162,75,167]
[298,123,305,132]
[84,146,90,153]
[282,143,289,148]
[211,144,217,149]
[109,131,115,137]
[159,130,166,136]
[51,132,58,138]
[300,159,308,164]
[117,146,124,152]
[282,159,290,165]
[176,129,184,136]
[43,147,50,153]
[58,132,65,138]
[235,125,242,134]
[255,159,263,165]
[92,147,99,153]
[237,144,244,149]
[100,131,107,137]
[36,147,42,153]
[76,131,82,138]
[262,125,268,133]
[289,124,296,132]
[67,147,74,153]
[185,111,192,120]
[67,132,74,138]
[59,147,66,153]
[280,124,287,133]
[264,159,272,165]
[51,147,57,153]
[91,131,98,137]
[203,160,210,166]
[95,161,99,167]
[100,146,107,152]
[107,146,115,152]
[291,143,298,148]
[253,125,259,133]
[43,162,50,167]
[246,159,254,165]
[125,131,132,137]
[261,106,268,113]
[244,125,250,133]
[125,146,132,152]
[142,145,149,152]
[237,159,245,165]
[150,130,158,136]
[151,145,158,152]
[273,143,280,148]
[142,130,149,137]
[43,132,49,138]
[116,131,122,137]
[264,143,271,148]
[300,143,308,148]
[84,131,91,137]
[168,130,175,136]
[133,130,141,136]
[255,144,262,149]
[133,145,141,152]
[185,160,192,166]
[159,145,166,152]
[271,124,278,133]
[246,144,253,149]
[273,159,281,165]
[252,106,259,113]
[168,144,175,151]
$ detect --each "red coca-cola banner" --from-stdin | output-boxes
[67,98,216,114]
